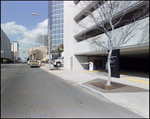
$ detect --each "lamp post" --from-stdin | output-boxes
[32,13,51,70]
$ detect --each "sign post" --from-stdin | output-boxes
[110,49,120,78]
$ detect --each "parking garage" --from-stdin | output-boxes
[75,44,149,78]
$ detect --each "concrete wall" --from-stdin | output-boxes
[74,56,89,70]
[1,29,12,60]
[64,1,76,69]
[74,1,140,34]
[74,17,149,55]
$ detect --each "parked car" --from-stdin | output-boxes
[45,59,49,63]
[29,61,39,68]
[52,56,64,67]
[22,61,26,64]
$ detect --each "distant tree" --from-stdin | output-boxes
[35,34,54,55]
[53,43,63,56]
[36,34,48,46]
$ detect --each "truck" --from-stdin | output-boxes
[52,52,64,67]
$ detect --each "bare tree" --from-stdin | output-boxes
[36,34,54,55]
[36,34,48,46]
[75,1,149,86]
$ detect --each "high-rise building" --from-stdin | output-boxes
[11,41,19,61]
[48,1,64,52]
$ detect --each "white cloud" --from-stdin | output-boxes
[1,21,28,37]
[1,19,48,60]
[1,19,48,44]
[20,38,38,44]
[37,19,48,29]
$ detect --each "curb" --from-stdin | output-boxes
[40,66,148,118]
[77,83,148,118]
[77,84,118,104]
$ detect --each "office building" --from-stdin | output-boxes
[1,28,12,63]
[11,41,19,61]
[48,1,64,52]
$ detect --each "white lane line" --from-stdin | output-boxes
[2,69,6,71]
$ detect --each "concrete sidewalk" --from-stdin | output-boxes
[40,63,149,118]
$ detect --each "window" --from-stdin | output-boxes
[52,4,63,10]
[52,19,63,25]
[52,9,63,15]
[52,24,63,29]
[52,1,63,6]
[52,14,63,20]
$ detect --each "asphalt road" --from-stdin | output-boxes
[1,64,143,118]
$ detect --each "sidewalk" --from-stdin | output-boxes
[40,63,149,118]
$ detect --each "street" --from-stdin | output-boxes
[1,64,143,118]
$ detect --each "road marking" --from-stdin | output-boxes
[128,76,149,81]
[85,70,107,73]
[2,69,6,71]
[121,75,149,84]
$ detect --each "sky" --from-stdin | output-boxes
[1,1,48,60]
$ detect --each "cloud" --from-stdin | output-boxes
[1,19,48,44]
[1,21,28,37]
[1,19,48,60]
[20,38,38,44]
[37,19,48,29]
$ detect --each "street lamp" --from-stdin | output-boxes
[32,13,51,70]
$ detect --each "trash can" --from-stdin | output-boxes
[94,65,97,70]
[89,62,93,71]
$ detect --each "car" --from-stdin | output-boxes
[29,61,39,68]
[45,59,49,63]
[22,61,26,64]
[52,57,64,67]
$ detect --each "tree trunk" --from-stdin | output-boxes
[106,49,112,86]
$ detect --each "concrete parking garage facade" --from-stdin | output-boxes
[63,1,149,74]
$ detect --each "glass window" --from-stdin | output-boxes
[52,9,63,15]
[52,40,54,44]
[52,4,63,10]
[52,14,63,20]
[53,1,63,5]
